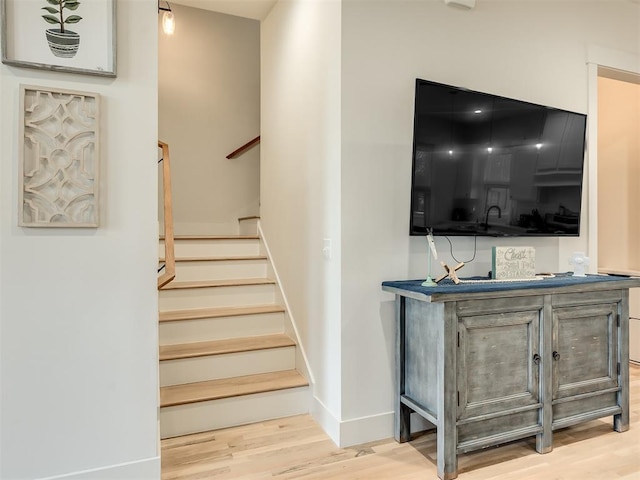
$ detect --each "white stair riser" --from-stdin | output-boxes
[159,284,276,310]
[169,259,267,282]
[159,239,260,258]
[160,347,296,386]
[160,387,309,439]
[159,312,284,344]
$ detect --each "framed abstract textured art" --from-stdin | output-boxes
[19,85,100,227]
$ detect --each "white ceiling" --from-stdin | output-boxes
[170,0,640,20]
[170,0,278,21]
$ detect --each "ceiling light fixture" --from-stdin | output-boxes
[159,1,175,35]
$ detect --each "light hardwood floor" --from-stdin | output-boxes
[162,364,640,479]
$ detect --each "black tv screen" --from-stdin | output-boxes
[410,79,587,237]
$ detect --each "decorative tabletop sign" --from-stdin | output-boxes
[492,246,536,280]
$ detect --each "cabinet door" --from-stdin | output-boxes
[457,309,540,420]
[552,303,618,400]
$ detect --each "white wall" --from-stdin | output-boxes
[261,0,343,442]
[340,0,640,441]
[0,1,160,478]
[159,5,260,235]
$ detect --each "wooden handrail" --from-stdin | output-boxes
[158,141,176,289]
[226,135,260,159]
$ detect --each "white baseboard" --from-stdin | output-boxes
[37,456,160,480]
[338,411,394,447]
[257,222,315,385]
[312,395,395,448]
[311,395,341,446]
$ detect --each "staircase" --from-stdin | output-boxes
[157,220,309,438]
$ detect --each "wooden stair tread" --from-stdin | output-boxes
[160,370,308,407]
[160,278,275,290]
[159,334,295,360]
[159,255,267,262]
[160,235,259,240]
[159,304,285,322]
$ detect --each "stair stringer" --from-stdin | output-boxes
[257,222,315,389]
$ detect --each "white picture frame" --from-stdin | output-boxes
[19,85,100,228]
[1,0,116,77]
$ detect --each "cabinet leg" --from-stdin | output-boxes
[614,351,629,432]
[536,432,553,454]
[395,295,411,443]
[395,402,411,443]
[439,471,458,480]
[436,426,457,480]
[615,292,630,432]
[613,412,629,432]
[437,304,458,480]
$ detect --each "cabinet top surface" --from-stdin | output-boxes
[382,274,640,303]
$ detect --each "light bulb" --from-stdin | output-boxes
[163,11,175,35]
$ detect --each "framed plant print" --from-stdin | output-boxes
[1,0,116,77]
[19,85,100,227]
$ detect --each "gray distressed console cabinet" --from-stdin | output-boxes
[382,275,640,480]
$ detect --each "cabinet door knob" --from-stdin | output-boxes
[553,351,561,361]
[533,353,541,365]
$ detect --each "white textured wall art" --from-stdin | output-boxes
[19,85,100,227]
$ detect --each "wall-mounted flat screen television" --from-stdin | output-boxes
[409,79,587,237]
